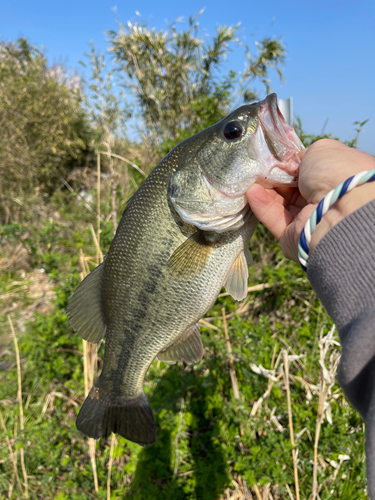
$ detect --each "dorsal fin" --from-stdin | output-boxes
[67,261,107,343]
[157,323,204,365]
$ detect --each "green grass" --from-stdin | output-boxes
[0,194,368,500]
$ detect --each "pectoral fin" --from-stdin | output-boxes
[224,249,251,301]
[167,232,214,276]
[157,323,204,365]
[67,261,107,343]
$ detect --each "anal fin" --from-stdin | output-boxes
[67,261,107,343]
[224,249,251,301]
[157,323,204,365]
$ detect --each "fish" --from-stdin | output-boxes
[67,93,304,446]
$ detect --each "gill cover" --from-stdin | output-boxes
[168,164,249,232]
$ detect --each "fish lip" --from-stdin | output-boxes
[258,93,304,157]
[200,203,252,233]
[252,93,304,182]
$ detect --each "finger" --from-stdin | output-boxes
[288,204,303,217]
[274,187,307,209]
[280,204,317,262]
[261,187,292,207]
[246,184,296,241]
[274,186,296,198]
[274,186,301,205]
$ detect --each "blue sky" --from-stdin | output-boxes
[1,0,374,154]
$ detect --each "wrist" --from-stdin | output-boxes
[309,182,375,253]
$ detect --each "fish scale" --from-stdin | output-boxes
[67,93,303,445]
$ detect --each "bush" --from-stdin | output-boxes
[108,12,286,146]
[0,39,93,222]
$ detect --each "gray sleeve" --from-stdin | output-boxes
[307,198,375,498]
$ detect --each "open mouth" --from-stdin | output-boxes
[258,93,304,177]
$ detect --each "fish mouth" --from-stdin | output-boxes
[257,93,304,185]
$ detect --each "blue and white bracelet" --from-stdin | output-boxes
[298,168,375,271]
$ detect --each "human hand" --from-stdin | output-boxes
[246,139,375,262]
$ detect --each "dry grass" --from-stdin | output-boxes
[222,307,240,401]
[283,351,300,500]
[8,315,28,498]
[0,410,22,498]
[79,242,101,493]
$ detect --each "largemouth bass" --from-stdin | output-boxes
[68,93,303,445]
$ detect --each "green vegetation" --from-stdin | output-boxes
[108,11,286,147]
[0,206,367,499]
[0,13,369,500]
[0,39,93,222]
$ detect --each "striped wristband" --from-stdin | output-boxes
[298,168,375,271]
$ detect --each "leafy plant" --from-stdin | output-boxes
[108,11,286,144]
[0,39,93,222]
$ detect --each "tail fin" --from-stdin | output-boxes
[76,385,157,446]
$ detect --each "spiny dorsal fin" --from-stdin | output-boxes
[167,232,214,276]
[224,249,250,301]
[67,261,107,343]
[157,323,204,365]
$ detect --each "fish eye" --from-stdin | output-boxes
[223,120,245,140]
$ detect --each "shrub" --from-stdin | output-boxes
[0,39,93,222]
